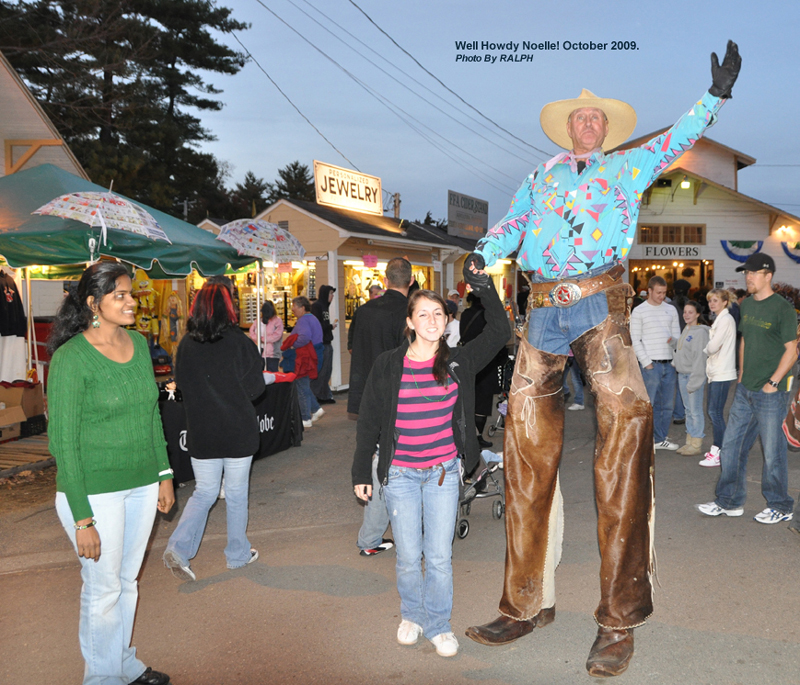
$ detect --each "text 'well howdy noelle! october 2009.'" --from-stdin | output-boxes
[455,39,639,63]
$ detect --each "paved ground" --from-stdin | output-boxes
[1,388,799,685]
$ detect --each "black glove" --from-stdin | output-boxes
[709,40,741,99]
[463,252,490,293]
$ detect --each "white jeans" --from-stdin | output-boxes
[56,483,159,685]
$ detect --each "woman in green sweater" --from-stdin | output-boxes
[48,262,175,685]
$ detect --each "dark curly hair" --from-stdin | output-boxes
[186,283,238,342]
[47,261,131,355]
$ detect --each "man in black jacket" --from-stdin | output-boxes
[310,285,337,404]
[348,257,413,556]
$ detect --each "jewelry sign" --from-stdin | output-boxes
[313,160,383,216]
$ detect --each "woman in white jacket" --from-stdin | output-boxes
[700,289,738,467]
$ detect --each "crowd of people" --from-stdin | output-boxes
[45,38,800,685]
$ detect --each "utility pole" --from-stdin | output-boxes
[393,192,401,219]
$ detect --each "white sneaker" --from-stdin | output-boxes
[430,631,459,657]
[397,620,423,645]
[568,403,585,411]
[655,439,679,451]
[753,508,794,524]
[696,501,744,517]
[698,451,720,467]
[311,407,325,423]
[302,419,313,428]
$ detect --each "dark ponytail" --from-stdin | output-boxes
[404,289,451,385]
[47,261,130,355]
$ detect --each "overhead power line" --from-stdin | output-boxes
[346,0,554,159]
[295,0,545,166]
[250,0,518,192]
[230,32,360,171]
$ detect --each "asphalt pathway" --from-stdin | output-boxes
[1,388,799,684]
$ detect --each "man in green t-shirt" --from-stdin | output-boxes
[697,253,798,524]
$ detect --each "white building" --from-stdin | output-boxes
[612,131,800,292]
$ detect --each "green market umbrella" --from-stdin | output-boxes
[0,164,254,275]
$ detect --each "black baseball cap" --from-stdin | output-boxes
[735,253,775,273]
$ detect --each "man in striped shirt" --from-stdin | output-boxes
[630,276,681,450]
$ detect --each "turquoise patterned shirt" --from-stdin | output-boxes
[476,91,725,279]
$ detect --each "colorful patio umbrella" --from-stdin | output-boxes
[33,191,171,245]
[216,219,306,263]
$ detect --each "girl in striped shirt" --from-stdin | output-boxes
[353,272,509,659]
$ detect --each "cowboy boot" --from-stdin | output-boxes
[586,626,634,677]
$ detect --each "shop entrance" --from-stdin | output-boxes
[628,259,714,297]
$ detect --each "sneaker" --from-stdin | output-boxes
[302,419,313,428]
[311,407,325,423]
[655,439,679,451]
[318,398,336,405]
[699,452,720,467]
[228,548,259,569]
[430,631,459,657]
[397,620,423,645]
[360,539,394,557]
[568,403,585,411]
[753,508,794,525]
[164,550,196,581]
[696,501,744,517]
[673,418,686,425]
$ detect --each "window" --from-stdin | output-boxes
[638,224,705,245]
[277,221,289,230]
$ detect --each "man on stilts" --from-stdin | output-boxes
[463,41,741,677]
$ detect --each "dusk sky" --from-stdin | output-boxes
[197,0,799,227]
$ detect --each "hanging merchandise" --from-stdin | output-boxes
[132,269,159,342]
[158,288,184,358]
[0,268,27,382]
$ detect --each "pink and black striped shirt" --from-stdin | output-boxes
[393,355,458,468]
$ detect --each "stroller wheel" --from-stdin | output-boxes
[492,500,505,520]
[487,424,497,437]
[456,519,470,539]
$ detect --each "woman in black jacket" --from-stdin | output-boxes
[163,281,266,581]
[352,266,508,658]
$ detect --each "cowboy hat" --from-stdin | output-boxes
[540,89,637,151]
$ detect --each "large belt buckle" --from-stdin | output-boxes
[548,281,582,308]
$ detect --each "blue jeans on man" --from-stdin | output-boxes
[641,362,677,443]
[357,452,391,551]
[714,384,794,514]
[296,376,321,422]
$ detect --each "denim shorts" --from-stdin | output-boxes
[525,262,614,355]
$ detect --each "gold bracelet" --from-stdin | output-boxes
[74,519,96,530]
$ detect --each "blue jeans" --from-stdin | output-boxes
[673,383,686,421]
[384,456,460,639]
[56,483,159,685]
[715,384,794,513]
[165,456,254,568]
[677,374,705,439]
[527,290,609,355]
[296,376,321,421]
[641,362,677,443]
[357,451,391,550]
[562,358,585,405]
[707,380,732,447]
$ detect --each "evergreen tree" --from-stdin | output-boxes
[0,0,248,221]
[231,171,270,218]
[267,161,316,203]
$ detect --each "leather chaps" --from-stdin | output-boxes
[499,282,655,629]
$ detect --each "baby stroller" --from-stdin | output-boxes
[487,352,517,438]
[455,451,504,540]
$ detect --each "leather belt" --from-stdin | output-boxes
[650,359,672,364]
[525,263,625,309]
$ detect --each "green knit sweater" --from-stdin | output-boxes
[48,330,171,522]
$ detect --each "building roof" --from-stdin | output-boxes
[0,51,87,178]
[265,199,477,252]
[657,167,800,227]
[610,131,756,170]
